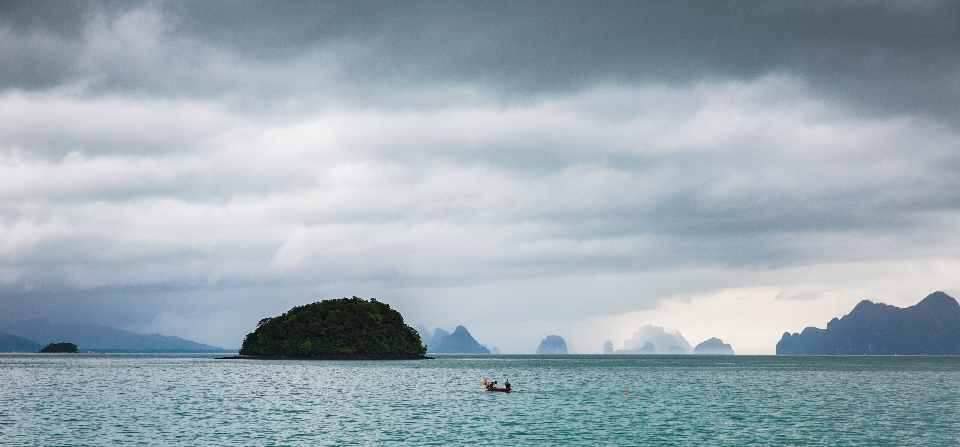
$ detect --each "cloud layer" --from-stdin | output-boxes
[2,1,958,351]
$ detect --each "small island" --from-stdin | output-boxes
[693,337,735,355]
[235,297,429,359]
[40,342,78,353]
[536,335,568,354]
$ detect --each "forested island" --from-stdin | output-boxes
[237,297,428,359]
[777,291,960,355]
[40,342,78,353]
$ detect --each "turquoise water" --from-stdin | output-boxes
[2,354,960,446]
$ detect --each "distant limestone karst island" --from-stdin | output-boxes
[607,325,694,354]
[536,335,568,354]
[237,297,428,359]
[418,325,491,354]
[777,291,960,355]
[693,337,735,355]
[602,325,734,355]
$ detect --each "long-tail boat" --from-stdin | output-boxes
[482,379,511,392]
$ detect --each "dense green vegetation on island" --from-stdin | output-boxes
[239,297,427,359]
[40,342,78,353]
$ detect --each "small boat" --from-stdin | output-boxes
[486,384,511,393]
[482,379,511,392]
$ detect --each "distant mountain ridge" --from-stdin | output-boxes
[0,333,43,352]
[0,320,231,352]
[777,291,960,355]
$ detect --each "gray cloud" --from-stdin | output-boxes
[3,2,958,117]
[1,2,958,351]
[4,80,957,280]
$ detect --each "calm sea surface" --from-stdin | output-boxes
[2,354,959,446]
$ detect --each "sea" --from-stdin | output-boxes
[2,354,959,446]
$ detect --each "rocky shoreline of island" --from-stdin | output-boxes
[216,353,432,360]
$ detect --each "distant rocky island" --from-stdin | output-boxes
[536,335,568,354]
[40,342,78,353]
[603,325,735,355]
[238,297,428,359]
[605,324,694,354]
[777,291,960,355]
[419,326,449,351]
[420,325,490,354]
[693,337,735,355]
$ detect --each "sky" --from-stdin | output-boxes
[1,1,959,353]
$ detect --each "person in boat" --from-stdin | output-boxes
[504,379,511,391]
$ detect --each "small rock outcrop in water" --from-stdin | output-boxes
[536,335,568,354]
[427,326,490,354]
[239,297,427,359]
[777,291,960,355]
[40,342,78,353]
[694,337,735,355]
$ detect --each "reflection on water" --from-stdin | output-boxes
[2,354,959,445]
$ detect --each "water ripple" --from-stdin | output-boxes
[2,354,959,445]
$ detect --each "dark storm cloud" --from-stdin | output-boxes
[3,1,958,120]
[2,1,959,350]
